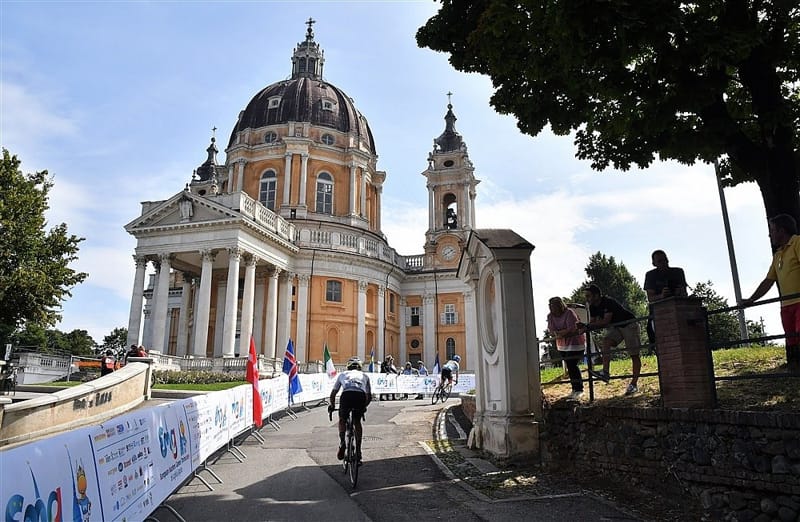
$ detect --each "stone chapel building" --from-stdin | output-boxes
[124,22,480,370]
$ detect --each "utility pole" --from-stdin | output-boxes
[715,159,748,341]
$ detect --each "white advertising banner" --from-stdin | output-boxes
[183,393,230,465]
[88,402,192,521]
[1,426,101,521]
[224,385,252,437]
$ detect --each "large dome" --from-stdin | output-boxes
[227,21,375,154]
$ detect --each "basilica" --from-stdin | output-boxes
[124,22,480,370]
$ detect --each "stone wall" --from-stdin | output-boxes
[539,403,800,521]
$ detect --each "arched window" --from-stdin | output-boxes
[316,172,333,214]
[299,57,307,72]
[259,170,277,210]
[446,338,456,360]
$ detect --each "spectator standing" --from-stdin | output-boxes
[546,297,586,400]
[415,361,428,399]
[743,214,800,373]
[379,355,398,400]
[581,284,642,395]
[400,362,418,399]
[100,350,116,376]
[125,344,140,364]
[643,250,688,346]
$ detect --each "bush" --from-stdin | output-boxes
[152,370,248,385]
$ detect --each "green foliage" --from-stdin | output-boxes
[569,252,648,317]
[691,280,743,347]
[151,370,248,385]
[0,149,87,341]
[11,323,96,355]
[101,327,128,356]
[418,2,800,220]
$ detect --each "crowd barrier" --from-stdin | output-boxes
[0,372,474,521]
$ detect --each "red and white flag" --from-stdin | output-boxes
[246,336,263,428]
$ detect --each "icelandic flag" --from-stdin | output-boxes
[368,347,375,373]
[246,335,263,428]
[432,351,441,375]
[282,339,302,403]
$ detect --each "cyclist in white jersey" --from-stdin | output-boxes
[329,357,372,462]
[441,355,461,386]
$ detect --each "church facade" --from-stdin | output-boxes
[124,22,480,370]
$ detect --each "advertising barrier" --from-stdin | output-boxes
[1,372,473,521]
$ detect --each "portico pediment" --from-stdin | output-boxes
[125,190,239,234]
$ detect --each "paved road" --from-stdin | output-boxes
[165,399,641,521]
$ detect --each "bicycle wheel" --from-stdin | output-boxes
[347,418,359,487]
[342,426,350,475]
[441,382,453,402]
[431,385,441,405]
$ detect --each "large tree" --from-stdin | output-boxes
[0,149,87,342]
[569,252,648,318]
[418,1,800,221]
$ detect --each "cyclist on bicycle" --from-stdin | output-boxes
[328,356,372,462]
[441,354,460,386]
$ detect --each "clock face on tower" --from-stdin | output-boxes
[440,245,457,261]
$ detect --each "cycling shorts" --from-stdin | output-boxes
[339,390,367,421]
[441,368,453,382]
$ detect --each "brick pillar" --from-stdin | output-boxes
[652,296,716,408]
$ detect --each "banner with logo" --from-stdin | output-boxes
[183,392,230,466]
[2,426,100,521]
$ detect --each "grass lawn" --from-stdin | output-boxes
[541,345,797,412]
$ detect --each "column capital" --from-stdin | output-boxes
[270,267,282,280]
[301,152,309,160]
[245,253,259,267]
[423,293,436,304]
[297,273,310,286]
[237,158,247,165]
[378,285,386,297]
[227,247,244,261]
[133,255,148,269]
[464,290,474,302]
[280,271,295,283]
[158,253,174,264]
[358,280,369,292]
[200,249,217,263]
[400,296,407,307]
[285,152,293,158]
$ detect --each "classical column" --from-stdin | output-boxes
[239,254,257,355]
[299,153,309,207]
[375,185,383,232]
[428,185,435,231]
[150,254,172,352]
[469,189,477,229]
[463,184,471,229]
[265,268,280,359]
[348,163,357,216]
[253,273,266,353]
[423,293,436,367]
[282,152,292,207]
[126,255,148,347]
[295,274,310,362]
[145,263,159,349]
[177,275,192,356]
[377,285,386,362]
[222,248,243,358]
[236,159,246,192]
[464,290,478,372]
[193,250,216,357]
[276,271,294,358]
[214,280,226,357]
[360,171,367,217]
[357,280,367,360]
[398,296,407,362]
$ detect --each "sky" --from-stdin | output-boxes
[1,1,781,347]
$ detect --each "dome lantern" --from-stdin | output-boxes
[291,17,325,80]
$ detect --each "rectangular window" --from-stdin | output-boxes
[316,182,333,214]
[389,293,395,314]
[442,304,457,325]
[410,306,420,327]
[326,280,342,302]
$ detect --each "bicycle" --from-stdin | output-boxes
[431,378,454,405]
[329,407,362,488]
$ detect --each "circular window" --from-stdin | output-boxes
[410,339,420,349]
[443,160,454,167]
[264,131,278,144]
[321,133,335,146]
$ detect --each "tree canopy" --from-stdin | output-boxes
[0,149,87,342]
[569,251,648,318]
[11,323,96,356]
[417,1,800,221]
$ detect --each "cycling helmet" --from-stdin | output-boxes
[347,357,362,370]
[453,355,461,362]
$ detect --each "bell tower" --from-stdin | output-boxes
[423,96,480,266]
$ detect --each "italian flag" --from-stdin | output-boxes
[324,344,337,378]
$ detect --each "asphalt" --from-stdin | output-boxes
[160,397,645,522]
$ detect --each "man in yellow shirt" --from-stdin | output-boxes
[744,213,800,373]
